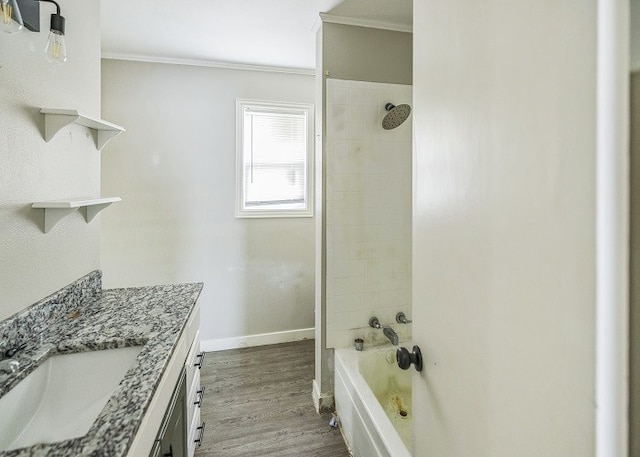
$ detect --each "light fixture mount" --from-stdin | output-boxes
[15,0,39,31]
[48,5,64,35]
[16,0,65,33]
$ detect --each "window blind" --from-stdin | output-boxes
[242,108,308,208]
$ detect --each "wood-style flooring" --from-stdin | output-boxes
[195,339,351,457]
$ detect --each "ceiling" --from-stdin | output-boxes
[100,0,412,72]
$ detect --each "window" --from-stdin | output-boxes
[236,99,314,218]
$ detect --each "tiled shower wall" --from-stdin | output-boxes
[325,79,412,348]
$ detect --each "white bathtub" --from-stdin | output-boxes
[335,346,412,457]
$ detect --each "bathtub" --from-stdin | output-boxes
[335,346,412,457]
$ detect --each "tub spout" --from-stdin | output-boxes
[383,326,399,346]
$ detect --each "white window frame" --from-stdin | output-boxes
[235,99,314,218]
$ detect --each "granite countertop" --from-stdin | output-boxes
[0,271,203,457]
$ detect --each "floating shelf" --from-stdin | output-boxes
[32,197,122,233]
[40,109,125,151]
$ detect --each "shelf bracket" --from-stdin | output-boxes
[96,130,121,151]
[41,208,79,234]
[43,112,80,143]
[84,202,115,223]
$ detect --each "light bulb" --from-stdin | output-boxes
[44,11,66,64]
[0,0,23,34]
[45,29,67,64]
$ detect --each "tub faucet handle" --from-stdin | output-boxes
[368,317,381,329]
[395,312,412,324]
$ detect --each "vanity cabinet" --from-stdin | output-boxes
[127,303,204,457]
[153,370,187,457]
[148,326,205,457]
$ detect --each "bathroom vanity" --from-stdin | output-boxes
[127,290,205,457]
[0,271,205,457]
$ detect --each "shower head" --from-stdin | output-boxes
[382,103,411,130]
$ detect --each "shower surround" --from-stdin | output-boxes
[325,79,412,349]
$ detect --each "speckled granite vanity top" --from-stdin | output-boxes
[0,271,203,457]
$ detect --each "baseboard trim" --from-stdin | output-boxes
[201,327,315,352]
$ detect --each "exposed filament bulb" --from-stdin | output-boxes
[1,2,12,24]
[0,0,23,34]
[45,30,67,64]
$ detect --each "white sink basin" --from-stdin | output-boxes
[0,346,143,452]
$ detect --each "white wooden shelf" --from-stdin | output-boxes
[40,109,125,151]
[32,197,122,233]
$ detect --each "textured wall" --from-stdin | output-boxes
[0,1,102,321]
[325,79,411,348]
[100,59,315,347]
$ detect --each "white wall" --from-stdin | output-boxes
[630,2,640,451]
[630,68,640,457]
[325,79,411,348]
[412,1,598,455]
[100,60,315,348]
[321,23,412,85]
[632,0,640,71]
[0,0,101,320]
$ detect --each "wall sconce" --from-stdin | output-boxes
[5,0,67,64]
[41,0,66,64]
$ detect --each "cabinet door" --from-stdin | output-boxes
[149,441,162,457]
[185,330,201,396]
[160,408,186,457]
[157,369,187,457]
[187,408,202,457]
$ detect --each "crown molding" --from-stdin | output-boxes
[319,13,412,33]
[100,53,316,76]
